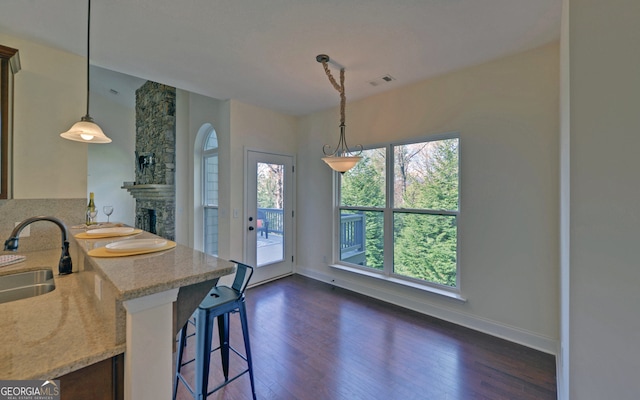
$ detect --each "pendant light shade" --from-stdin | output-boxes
[61,115,111,143]
[60,0,111,144]
[321,155,361,173]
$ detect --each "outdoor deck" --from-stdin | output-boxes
[257,233,283,266]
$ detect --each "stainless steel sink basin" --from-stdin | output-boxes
[0,269,56,304]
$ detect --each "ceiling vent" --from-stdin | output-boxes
[368,74,396,87]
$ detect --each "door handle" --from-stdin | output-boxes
[248,226,255,231]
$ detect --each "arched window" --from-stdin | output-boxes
[203,128,219,255]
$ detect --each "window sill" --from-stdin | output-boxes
[329,263,467,302]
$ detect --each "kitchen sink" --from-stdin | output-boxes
[0,269,56,305]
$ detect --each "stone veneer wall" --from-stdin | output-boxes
[134,81,176,240]
[134,195,175,241]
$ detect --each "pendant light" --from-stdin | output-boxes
[60,0,112,143]
[317,54,361,173]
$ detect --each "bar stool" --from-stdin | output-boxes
[173,260,256,400]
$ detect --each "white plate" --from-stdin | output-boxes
[87,227,135,235]
[105,239,167,253]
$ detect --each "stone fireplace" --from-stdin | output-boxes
[123,81,176,240]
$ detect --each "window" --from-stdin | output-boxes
[338,135,459,289]
[203,129,219,255]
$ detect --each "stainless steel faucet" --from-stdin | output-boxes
[4,216,72,275]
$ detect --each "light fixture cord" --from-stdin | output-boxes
[320,61,345,126]
[85,0,92,118]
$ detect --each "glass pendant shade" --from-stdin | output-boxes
[60,115,112,143]
[321,155,361,173]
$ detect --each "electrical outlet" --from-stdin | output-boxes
[15,222,30,237]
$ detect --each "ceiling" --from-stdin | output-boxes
[0,0,561,116]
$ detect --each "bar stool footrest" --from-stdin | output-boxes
[206,368,251,396]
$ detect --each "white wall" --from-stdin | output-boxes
[175,90,190,246]
[558,0,570,397]
[1,33,136,223]
[0,33,87,199]
[88,92,136,226]
[568,0,640,398]
[297,42,560,352]
[228,100,298,263]
[174,91,228,252]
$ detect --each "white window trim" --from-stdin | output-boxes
[202,130,219,255]
[329,262,466,302]
[331,132,462,299]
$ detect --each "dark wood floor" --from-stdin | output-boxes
[174,274,556,400]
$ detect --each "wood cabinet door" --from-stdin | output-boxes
[57,354,123,400]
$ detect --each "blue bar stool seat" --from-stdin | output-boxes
[173,260,256,400]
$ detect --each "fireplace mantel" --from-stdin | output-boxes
[122,183,175,202]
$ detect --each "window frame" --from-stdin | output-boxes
[202,129,219,256]
[332,132,462,297]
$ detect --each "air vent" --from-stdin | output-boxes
[368,74,396,87]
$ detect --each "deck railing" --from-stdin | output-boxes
[257,208,283,238]
[257,208,366,263]
[340,213,366,264]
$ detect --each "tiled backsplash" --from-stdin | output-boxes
[0,199,85,252]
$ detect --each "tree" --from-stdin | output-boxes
[394,214,457,286]
[394,143,427,208]
[394,139,458,286]
[257,163,283,209]
[341,150,385,269]
[341,149,385,208]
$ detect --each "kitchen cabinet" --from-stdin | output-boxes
[0,43,20,199]
[57,354,123,400]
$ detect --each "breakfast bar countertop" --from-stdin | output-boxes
[0,230,235,381]
[71,229,235,302]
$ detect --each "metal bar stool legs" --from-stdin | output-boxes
[173,261,256,400]
[202,302,256,399]
[173,326,188,400]
[238,301,257,397]
[217,313,230,381]
[195,307,214,399]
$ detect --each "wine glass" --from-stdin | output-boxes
[103,206,114,223]
[87,209,98,225]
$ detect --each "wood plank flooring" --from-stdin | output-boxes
[174,274,556,400]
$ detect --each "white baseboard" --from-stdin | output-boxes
[296,266,558,355]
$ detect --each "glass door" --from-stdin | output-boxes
[246,150,294,283]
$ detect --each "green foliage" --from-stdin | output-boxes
[363,211,384,269]
[257,163,284,209]
[395,139,459,286]
[394,214,457,286]
[340,151,385,269]
[341,150,385,208]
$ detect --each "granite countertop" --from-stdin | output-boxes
[0,248,123,380]
[72,229,235,302]
[0,228,236,380]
